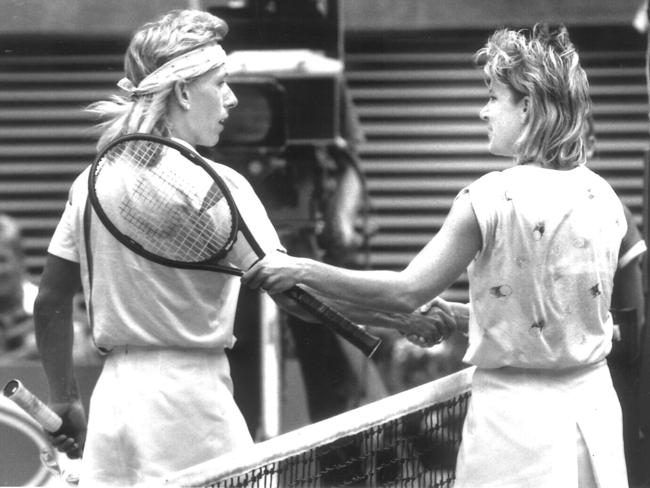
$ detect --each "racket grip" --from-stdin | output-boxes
[286,286,382,358]
[3,379,62,433]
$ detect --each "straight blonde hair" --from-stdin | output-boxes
[87,9,228,150]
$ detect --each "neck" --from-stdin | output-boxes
[168,106,196,148]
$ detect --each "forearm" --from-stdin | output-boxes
[35,297,79,403]
[272,287,419,329]
[352,309,422,333]
[288,287,452,346]
[332,299,429,334]
[244,192,481,314]
[34,255,82,404]
[294,258,418,313]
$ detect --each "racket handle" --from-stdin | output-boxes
[3,379,62,433]
[286,286,382,358]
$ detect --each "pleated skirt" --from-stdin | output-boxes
[454,361,628,488]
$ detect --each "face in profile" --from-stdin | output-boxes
[479,80,527,157]
[184,66,238,148]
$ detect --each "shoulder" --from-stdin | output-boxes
[469,166,538,192]
[466,170,507,195]
[464,170,512,210]
[204,157,254,193]
[472,169,506,186]
[576,165,621,198]
[577,165,626,213]
[463,170,511,232]
[66,167,91,207]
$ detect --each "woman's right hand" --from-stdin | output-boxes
[404,297,461,347]
[242,251,307,294]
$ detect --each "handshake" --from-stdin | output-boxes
[401,297,469,348]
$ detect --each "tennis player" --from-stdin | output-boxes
[244,24,629,487]
[34,9,447,486]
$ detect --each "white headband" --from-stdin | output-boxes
[118,43,227,97]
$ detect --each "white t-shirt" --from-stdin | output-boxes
[464,164,626,369]
[48,152,283,350]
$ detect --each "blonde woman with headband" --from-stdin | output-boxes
[34,9,449,486]
[244,24,629,487]
[34,9,282,486]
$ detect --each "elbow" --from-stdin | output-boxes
[33,287,73,353]
[33,290,55,331]
[391,292,423,314]
[34,284,57,314]
[374,275,427,313]
[33,287,69,327]
[33,291,47,318]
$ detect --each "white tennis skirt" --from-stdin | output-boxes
[79,346,253,487]
[454,360,628,488]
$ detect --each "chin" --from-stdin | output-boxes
[488,145,511,157]
[199,136,220,147]
[487,144,500,156]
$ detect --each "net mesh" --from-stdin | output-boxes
[165,367,474,488]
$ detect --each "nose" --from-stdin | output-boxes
[224,84,238,109]
[479,103,489,121]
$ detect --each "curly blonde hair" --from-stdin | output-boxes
[475,24,591,169]
[87,9,228,150]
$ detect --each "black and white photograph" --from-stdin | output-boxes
[0,1,649,486]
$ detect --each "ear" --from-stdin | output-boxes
[173,81,190,109]
[520,96,530,121]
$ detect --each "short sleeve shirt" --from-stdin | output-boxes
[48,151,283,350]
[463,164,626,369]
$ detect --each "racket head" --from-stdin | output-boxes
[88,133,241,274]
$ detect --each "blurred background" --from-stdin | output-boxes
[0,0,646,301]
[0,0,648,485]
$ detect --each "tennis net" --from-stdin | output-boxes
[165,366,475,488]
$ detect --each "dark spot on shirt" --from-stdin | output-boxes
[590,283,601,297]
[489,285,512,298]
[531,319,546,332]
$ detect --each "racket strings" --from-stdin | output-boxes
[94,139,235,262]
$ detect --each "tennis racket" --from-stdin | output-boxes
[3,380,81,485]
[87,133,381,357]
[3,379,61,432]
[2,380,63,432]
